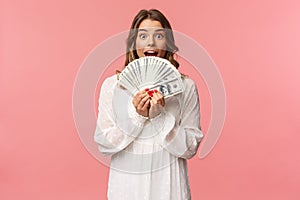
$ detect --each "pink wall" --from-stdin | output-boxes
[1,0,300,199]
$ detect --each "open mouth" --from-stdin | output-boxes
[144,50,158,57]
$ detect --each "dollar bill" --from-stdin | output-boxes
[149,78,184,98]
[117,57,184,98]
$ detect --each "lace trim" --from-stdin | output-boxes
[128,100,148,127]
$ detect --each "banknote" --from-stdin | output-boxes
[149,78,184,98]
[117,57,184,98]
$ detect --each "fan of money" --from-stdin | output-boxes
[118,56,184,98]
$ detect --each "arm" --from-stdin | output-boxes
[151,79,204,159]
[94,77,147,156]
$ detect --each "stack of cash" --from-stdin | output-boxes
[118,56,184,98]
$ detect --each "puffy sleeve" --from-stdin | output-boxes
[94,77,147,156]
[151,79,204,159]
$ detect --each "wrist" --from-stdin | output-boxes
[128,102,148,127]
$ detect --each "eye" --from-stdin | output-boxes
[139,33,147,40]
[155,33,164,40]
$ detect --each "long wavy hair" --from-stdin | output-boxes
[124,9,180,69]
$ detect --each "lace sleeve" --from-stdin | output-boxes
[151,79,204,159]
[94,77,147,156]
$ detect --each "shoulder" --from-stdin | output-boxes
[101,74,118,89]
[178,76,199,103]
[182,76,197,92]
[98,75,118,103]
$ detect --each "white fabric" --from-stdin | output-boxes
[94,74,204,200]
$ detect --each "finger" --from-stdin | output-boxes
[133,90,148,105]
[138,92,148,101]
[137,94,151,109]
[140,94,150,104]
[132,96,139,107]
[152,93,165,106]
[142,99,150,110]
[147,90,154,98]
[136,89,149,97]
[134,90,144,99]
[150,98,154,107]
[138,88,149,94]
[150,94,158,104]
[155,91,164,98]
[155,91,165,106]
[154,90,164,99]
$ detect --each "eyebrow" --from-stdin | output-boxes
[138,28,165,32]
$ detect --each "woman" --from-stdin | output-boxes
[94,9,204,200]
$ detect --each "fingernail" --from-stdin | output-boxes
[154,89,158,93]
[145,88,149,92]
[147,91,153,97]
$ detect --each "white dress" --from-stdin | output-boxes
[94,74,204,200]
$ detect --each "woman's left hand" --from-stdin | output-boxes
[149,90,165,118]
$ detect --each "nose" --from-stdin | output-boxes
[147,35,155,46]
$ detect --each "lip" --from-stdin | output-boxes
[144,50,158,56]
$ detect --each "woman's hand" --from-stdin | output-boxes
[132,90,151,117]
[149,90,165,118]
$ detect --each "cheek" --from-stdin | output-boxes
[135,40,144,57]
[135,39,146,49]
[156,40,167,50]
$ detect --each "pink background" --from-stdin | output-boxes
[1,0,300,199]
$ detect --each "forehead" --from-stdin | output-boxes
[138,19,163,30]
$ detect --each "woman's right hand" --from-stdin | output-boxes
[132,90,151,117]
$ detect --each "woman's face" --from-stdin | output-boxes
[135,19,167,58]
